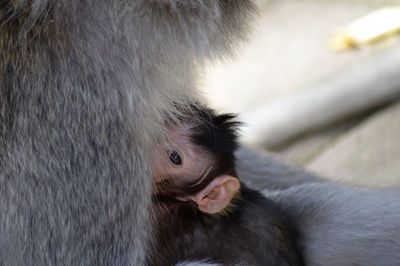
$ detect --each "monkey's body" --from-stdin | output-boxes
[7,1,399,265]
[164,180,400,266]
[151,184,303,266]
[152,105,400,266]
[0,1,256,264]
[267,183,400,266]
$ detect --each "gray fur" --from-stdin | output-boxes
[176,261,222,266]
[265,183,400,266]
[236,147,323,190]
[237,148,400,265]
[0,0,256,264]
[176,262,243,266]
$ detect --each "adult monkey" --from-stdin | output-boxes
[0,1,260,265]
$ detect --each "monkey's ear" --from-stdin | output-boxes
[188,175,240,214]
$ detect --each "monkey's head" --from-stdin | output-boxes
[153,105,241,214]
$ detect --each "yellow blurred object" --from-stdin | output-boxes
[331,6,400,51]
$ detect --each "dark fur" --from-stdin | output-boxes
[157,107,400,266]
[151,108,303,266]
[0,1,256,264]
[152,186,303,266]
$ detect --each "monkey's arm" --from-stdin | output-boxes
[266,183,400,266]
[235,146,323,190]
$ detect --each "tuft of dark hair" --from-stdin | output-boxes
[189,106,241,158]
[185,104,241,179]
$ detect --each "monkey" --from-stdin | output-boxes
[7,1,380,265]
[152,104,400,266]
[0,1,259,264]
[148,105,304,266]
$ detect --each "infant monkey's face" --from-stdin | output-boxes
[152,125,213,187]
[152,124,240,214]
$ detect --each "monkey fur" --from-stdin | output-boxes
[0,1,256,264]
[150,106,303,266]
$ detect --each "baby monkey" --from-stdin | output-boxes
[149,105,303,266]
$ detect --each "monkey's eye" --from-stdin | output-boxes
[168,150,182,166]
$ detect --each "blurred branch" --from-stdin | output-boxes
[241,47,400,148]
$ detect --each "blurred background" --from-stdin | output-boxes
[200,0,400,187]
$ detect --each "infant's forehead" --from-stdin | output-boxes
[164,122,214,159]
[166,121,206,144]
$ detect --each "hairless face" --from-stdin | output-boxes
[152,107,241,214]
[152,123,214,187]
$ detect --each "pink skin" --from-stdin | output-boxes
[152,124,213,186]
[152,124,240,214]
